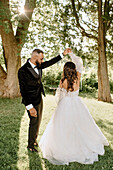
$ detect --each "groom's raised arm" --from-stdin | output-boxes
[40,48,72,69]
[40,54,63,69]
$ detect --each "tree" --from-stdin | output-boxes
[0,0,36,97]
[98,0,112,102]
[0,0,112,102]
[71,0,112,102]
[35,0,112,102]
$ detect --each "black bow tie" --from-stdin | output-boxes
[34,65,37,69]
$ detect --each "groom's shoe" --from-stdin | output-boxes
[27,146,38,152]
[34,141,38,147]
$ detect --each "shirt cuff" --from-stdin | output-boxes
[60,52,64,58]
[26,104,33,110]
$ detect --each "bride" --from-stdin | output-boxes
[39,49,109,165]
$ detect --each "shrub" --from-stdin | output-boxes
[42,69,113,94]
[81,73,98,93]
[110,81,113,93]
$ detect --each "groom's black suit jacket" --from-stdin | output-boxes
[18,55,62,107]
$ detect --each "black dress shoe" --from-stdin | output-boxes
[27,147,38,152]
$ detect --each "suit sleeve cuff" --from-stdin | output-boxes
[26,104,33,110]
[60,52,64,58]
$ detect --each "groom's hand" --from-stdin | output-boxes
[63,48,72,56]
[29,108,37,117]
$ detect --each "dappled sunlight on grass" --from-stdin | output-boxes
[17,110,29,170]
[17,105,44,170]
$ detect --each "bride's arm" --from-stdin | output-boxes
[68,51,83,88]
[68,52,83,73]
[68,52,83,79]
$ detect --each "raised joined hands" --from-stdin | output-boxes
[63,48,72,56]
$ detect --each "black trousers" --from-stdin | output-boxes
[27,97,43,148]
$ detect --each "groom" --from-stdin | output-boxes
[18,48,69,152]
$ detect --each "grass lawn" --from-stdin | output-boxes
[0,93,113,170]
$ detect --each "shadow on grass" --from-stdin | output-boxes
[28,150,43,170]
[96,118,113,137]
[0,97,25,169]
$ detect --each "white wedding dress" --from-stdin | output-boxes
[39,53,109,165]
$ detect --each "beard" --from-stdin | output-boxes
[36,61,41,68]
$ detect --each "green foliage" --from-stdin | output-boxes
[42,71,62,87]
[42,67,113,94]
[42,67,98,93]
[81,73,98,93]
[0,0,112,66]
[23,0,113,64]
[110,81,113,93]
[42,64,63,93]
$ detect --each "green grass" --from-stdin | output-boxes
[0,94,113,170]
[0,98,25,170]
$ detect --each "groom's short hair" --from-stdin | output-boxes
[32,49,44,54]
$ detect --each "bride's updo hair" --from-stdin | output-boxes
[61,62,77,91]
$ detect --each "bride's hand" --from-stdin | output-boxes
[63,48,72,55]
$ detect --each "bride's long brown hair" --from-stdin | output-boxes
[61,62,77,91]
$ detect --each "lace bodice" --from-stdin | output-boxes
[55,87,79,103]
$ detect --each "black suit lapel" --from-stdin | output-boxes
[25,59,45,96]
[26,59,40,79]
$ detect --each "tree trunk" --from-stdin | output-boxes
[3,46,21,98]
[0,17,21,97]
[0,44,21,98]
[98,0,111,102]
[0,0,36,98]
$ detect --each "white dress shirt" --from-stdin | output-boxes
[29,60,39,74]
[26,54,64,110]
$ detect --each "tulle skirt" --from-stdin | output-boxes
[39,94,109,165]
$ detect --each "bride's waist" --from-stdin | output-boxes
[66,91,79,97]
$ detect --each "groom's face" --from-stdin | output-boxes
[36,52,44,64]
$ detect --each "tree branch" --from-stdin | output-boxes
[0,0,16,62]
[0,0,15,41]
[82,20,98,34]
[16,0,36,47]
[106,1,113,31]
[71,0,98,41]
[92,0,98,3]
